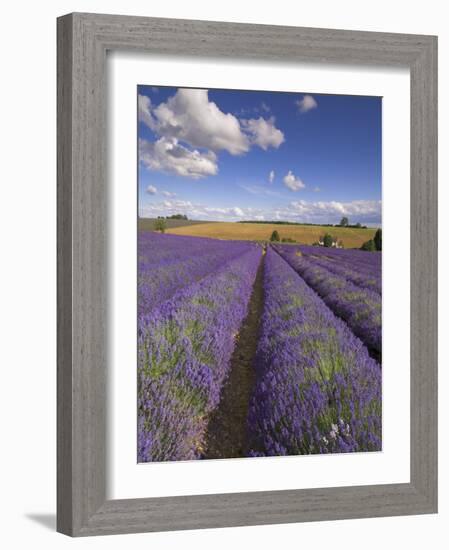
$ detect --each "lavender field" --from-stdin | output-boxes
[137,232,382,462]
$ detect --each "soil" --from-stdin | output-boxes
[203,252,265,459]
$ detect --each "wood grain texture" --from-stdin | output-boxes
[57,12,438,536]
[409,36,438,509]
[57,13,74,536]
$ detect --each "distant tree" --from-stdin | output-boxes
[270,230,280,242]
[339,216,349,227]
[154,218,167,233]
[322,233,334,247]
[374,228,382,251]
[361,239,376,251]
[281,237,297,243]
[355,222,362,228]
[168,214,188,220]
[312,241,320,246]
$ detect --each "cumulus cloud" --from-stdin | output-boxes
[139,137,218,179]
[162,190,176,197]
[296,94,318,113]
[139,197,381,225]
[140,89,250,155]
[241,116,285,150]
[146,185,157,195]
[268,170,275,183]
[283,170,306,191]
[138,89,286,178]
[283,199,381,224]
[139,199,264,222]
[138,94,155,129]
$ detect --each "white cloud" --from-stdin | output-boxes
[139,137,218,179]
[268,170,275,183]
[283,199,381,224]
[140,198,381,225]
[296,94,318,113]
[140,200,264,222]
[283,170,306,191]
[146,185,157,195]
[138,94,155,128]
[261,102,270,113]
[162,190,176,197]
[241,116,285,150]
[138,89,286,178]
[144,88,250,155]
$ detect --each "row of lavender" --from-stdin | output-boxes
[300,244,382,271]
[297,245,381,295]
[300,245,382,287]
[138,233,262,461]
[274,244,382,355]
[138,232,256,314]
[248,248,381,456]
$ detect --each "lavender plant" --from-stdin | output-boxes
[248,248,381,456]
[300,245,381,276]
[138,231,256,314]
[296,245,381,295]
[138,246,262,462]
[275,245,382,355]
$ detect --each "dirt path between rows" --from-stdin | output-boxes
[203,252,265,459]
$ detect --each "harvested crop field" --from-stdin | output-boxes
[165,221,377,248]
[138,217,210,231]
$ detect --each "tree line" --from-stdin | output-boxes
[239,217,368,229]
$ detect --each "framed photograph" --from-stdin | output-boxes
[57,12,437,536]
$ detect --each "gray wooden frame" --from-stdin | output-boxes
[57,12,438,537]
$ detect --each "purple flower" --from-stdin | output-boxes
[247,248,382,456]
[274,244,382,355]
[138,232,262,462]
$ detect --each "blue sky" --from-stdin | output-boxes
[138,85,381,225]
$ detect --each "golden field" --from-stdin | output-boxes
[166,222,377,248]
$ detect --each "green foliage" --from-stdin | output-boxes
[339,216,349,226]
[237,219,368,229]
[374,228,382,251]
[167,214,188,220]
[281,237,297,243]
[360,239,376,251]
[154,218,167,233]
[270,230,280,242]
[238,220,335,227]
[322,233,334,248]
